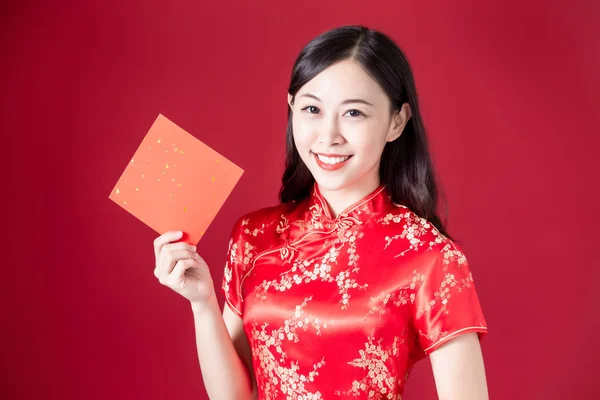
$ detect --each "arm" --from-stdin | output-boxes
[191,294,257,400]
[430,333,489,400]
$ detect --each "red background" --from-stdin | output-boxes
[3,1,599,399]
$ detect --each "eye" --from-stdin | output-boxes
[301,106,320,114]
[345,109,363,117]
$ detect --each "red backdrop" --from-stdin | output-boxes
[3,1,599,399]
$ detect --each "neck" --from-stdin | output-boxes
[318,179,381,218]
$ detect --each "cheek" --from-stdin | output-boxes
[348,124,388,157]
[356,140,382,160]
[292,118,313,150]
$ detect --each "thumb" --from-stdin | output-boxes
[170,259,195,281]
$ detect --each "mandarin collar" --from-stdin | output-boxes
[305,183,391,230]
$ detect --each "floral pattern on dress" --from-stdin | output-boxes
[334,334,407,399]
[222,184,488,398]
[251,297,329,399]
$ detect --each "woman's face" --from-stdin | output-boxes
[289,59,411,195]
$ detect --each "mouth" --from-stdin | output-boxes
[311,151,353,171]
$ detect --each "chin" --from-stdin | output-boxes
[312,174,355,192]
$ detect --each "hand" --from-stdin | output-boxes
[153,231,215,305]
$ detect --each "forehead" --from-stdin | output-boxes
[296,59,388,105]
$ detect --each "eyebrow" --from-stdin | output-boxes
[298,93,374,107]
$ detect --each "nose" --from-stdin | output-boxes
[318,115,344,146]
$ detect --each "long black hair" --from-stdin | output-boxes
[279,25,453,240]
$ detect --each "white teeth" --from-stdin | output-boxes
[316,154,350,164]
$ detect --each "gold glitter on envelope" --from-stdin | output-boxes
[109,114,244,245]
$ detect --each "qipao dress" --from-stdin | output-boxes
[221,183,488,399]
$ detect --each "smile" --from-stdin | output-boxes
[312,152,353,171]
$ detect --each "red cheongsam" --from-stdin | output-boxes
[222,183,488,399]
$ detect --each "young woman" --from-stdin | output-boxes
[153,25,489,400]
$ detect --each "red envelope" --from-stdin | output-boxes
[109,114,244,245]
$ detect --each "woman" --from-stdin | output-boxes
[153,25,489,399]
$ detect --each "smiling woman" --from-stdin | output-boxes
[153,25,489,400]
[287,58,411,214]
[223,25,488,399]
[280,27,447,235]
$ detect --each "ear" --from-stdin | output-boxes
[386,103,412,142]
[287,93,294,109]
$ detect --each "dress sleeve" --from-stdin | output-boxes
[411,240,488,355]
[221,217,247,318]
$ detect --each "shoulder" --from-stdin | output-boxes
[376,204,464,262]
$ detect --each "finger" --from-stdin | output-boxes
[161,241,197,256]
[153,231,184,260]
[158,243,197,271]
[156,241,196,272]
[169,259,197,282]
[159,249,198,276]
[193,252,205,265]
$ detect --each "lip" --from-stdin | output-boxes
[312,151,352,171]
[313,152,353,157]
